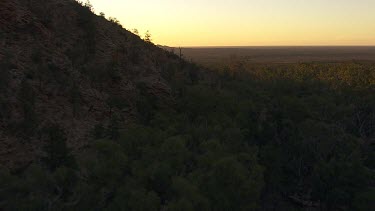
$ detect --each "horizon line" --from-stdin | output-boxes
[161,45,375,48]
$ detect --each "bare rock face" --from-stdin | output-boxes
[0,0,181,170]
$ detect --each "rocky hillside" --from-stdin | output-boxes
[1,1,373,210]
[0,0,197,170]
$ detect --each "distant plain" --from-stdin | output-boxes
[171,46,375,67]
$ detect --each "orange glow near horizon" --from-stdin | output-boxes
[89,0,375,47]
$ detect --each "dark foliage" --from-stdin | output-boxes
[0,1,373,210]
[3,61,373,210]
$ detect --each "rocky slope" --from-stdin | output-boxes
[0,0,193,170]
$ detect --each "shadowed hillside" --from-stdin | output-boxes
[0,0,200,169]
[0,1,374,210]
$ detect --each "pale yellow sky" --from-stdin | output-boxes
[89,0,375,46]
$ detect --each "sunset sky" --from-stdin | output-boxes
[89,0,375,47]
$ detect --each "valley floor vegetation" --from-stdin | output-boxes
[0,0,374,210]
[1,60,374,210]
